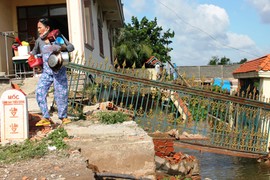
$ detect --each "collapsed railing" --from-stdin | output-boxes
[66,60,270,155]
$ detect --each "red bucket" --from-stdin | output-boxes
[28,55,43,68]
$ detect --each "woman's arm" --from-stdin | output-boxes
[31,39,40,55]
[60,35,74,52]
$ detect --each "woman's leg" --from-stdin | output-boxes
[54,68,68,119]
[36,73,53,119]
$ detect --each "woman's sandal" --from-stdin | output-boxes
[35,118,51,126]
[61,118,71,125]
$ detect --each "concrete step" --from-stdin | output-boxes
[0,77,10,84]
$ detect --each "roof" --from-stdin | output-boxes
[100,0,124,28]
[233,54,270,74]
[146,56,161,66]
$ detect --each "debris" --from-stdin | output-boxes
[48,146,57,151]
[167,129,180,140]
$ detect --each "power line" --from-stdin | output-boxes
[157,0,261,58]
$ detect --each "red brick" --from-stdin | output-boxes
[155,151,164,157]
[164,147,174,156]
[154,146,164,151]
[154,141,165,146]
[153,140,167,146]
[173,153,181,160]
[165,141,174,147]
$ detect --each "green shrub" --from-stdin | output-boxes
[97,111,129,124]
[46,127,69,149]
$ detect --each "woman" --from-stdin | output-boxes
[31,18,74,126]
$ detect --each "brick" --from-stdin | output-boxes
[173,153,181,160]
[153,140,167,146]
[164,147,174,156]
[165,141,174,147]
[154,146,163,151]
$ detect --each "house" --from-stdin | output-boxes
[233,54,270,101]
[145,56,162,67]
[145,56,163,80]
[0,0,124,76]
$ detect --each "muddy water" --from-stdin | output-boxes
[175,145,270,180]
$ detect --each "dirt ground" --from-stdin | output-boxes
[0,150,96,180]
[0,136,96,180]
[0,116,96,180]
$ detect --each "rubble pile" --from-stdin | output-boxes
[151,132,200,179]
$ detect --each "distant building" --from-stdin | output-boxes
[146,56,163,80]
[177,64,241,92]
[233,54,270,102]
[145,56,162,66]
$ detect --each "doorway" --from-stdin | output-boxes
[16,4,69,49]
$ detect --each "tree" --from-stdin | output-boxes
[219,56,231,65]
[113,16,175,68]
[208,56,249,65]
[238,58,247,64]
[208,56,219,65]
[208,56,231,65]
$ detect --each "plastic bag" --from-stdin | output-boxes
[28,55,43,68]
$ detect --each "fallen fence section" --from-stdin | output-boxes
[66,62,270,156]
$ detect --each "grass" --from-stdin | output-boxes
[97,111,129,124]
[0,127,69,164]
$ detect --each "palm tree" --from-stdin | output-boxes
[113,28,153,68]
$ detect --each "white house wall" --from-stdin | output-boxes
[88,1,111,65]
[67,0,113,65]
[260,78,270,102]
[66,0,84,62]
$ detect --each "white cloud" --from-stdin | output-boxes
[226,32,255,49]
[196,4,229,35]
[123,0,262,65]
[247,0,270,23]
[155,0,259,65]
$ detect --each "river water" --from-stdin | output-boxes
[175,146,270,180]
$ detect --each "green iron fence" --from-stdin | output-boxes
[66,61,270,155]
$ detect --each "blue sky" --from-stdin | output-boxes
[122,0,270,66]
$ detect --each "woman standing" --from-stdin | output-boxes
[31,18,74,126]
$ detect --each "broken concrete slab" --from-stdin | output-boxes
[64,121,156,179]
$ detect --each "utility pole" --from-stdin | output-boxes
[166,60,191,88]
